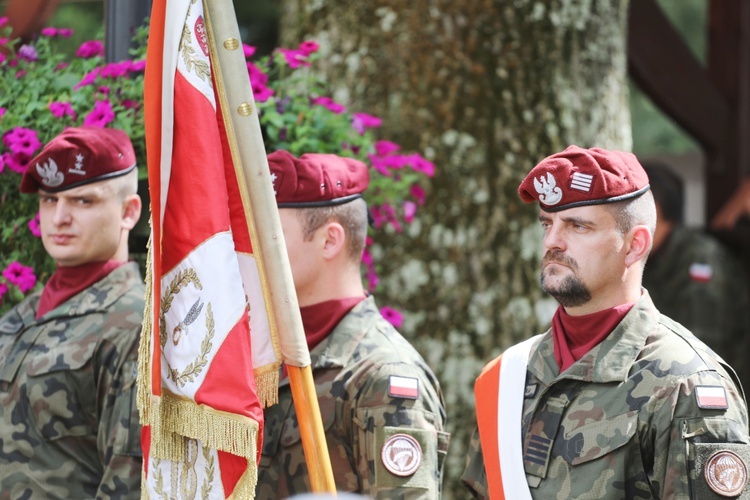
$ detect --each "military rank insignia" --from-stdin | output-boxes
[381,433,422,477]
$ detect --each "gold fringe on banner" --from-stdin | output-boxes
[137,230,155,426]
[150,390,259,464]
[254,364,280,408]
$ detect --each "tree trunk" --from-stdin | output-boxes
[280,1,631,496]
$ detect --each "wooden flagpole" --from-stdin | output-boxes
[202,0,337,494]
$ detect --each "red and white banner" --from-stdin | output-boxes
[139,0,281,496]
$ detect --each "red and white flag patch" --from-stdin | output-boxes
[696,386,728,409]
[388,375,419,399]
[689,263,713,283]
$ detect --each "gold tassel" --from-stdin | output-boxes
[253,363,280,408]
[227,465,259,500]
[137,230,155,425]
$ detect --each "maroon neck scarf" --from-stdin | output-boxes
[551,302,634,372]
[299,296,365,351]
[36,260,126,319]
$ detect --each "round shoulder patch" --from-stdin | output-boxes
[705,449,748,497]
[381,433,422,477]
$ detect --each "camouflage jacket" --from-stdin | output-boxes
[462,292,750,499]
[257,296,450,499]
[0,263,144,499]
[643,225,750,390]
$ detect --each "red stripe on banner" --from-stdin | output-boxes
[475,356,506,499]
[161,71,232,272]
[141,425,152,476]
[217,450,248,496]
[144,0,166,401]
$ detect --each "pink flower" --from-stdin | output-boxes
[374,140,401,157]
[0,281,8,300]
[298,40,320,56]
[0,17,8,28]
[28,213,41,237]
[403,201,417,223]
[97,86,110,96]
[18,44,37,62]
[2,262,36,293]
[365,268,379,291]
[83,100,115,127]
[0,53,6,64]
[252,83,274,102]
[0,107,5,118]
[74,67,100,89]
[5,152,31,173]
[352,112,382,135]
[58,28,74,38]
[3,127,42,156]
[247,62,268,87]
[408,154,435,177]
[243,44,256,58]
[99,61,130,79]
[49,101,77,120]
[55,62,70,71]
[0,153,5,174]
[380,306,404,328]
[76,40,104,59]
[129,59,146,72]
[15,69,26,79]
[278,48,309,69]
[41,27,58,37]
[122,99,140,110]
[410,184,426,205]
[311,96,346,114]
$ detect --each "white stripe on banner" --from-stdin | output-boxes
[497,335,541,500]
[236,253,275,369]
[160,231,248,399]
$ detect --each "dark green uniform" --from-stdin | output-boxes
[462,292,750,499]
[0,263,144,499]
[257,296,450,498]
[643,225,750,390]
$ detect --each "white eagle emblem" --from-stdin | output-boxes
[36,158,65,188]
[533,172,563,205]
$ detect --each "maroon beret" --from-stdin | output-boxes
[518,145,650,212]
[268,150,369,207]
[20,126,136,193]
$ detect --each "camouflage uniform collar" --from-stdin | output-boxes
[35,262,143,323]
[309,295,378,369]
[531,291,658,383]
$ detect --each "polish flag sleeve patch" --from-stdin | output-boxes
[696,386,729,409]
[388,375,419,399]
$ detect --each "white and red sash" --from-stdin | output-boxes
[475,335,540,499]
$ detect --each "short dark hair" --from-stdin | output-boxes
[641,160,684,224]
[297,198,368,261]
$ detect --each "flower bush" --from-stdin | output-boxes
[0,19,433,319]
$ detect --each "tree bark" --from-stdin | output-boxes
[280,0,631,495]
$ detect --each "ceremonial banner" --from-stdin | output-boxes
[137,0,298,496]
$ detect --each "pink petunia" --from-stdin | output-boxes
[0,281,8,300]
[0,17,8,28]
[408,154,435,177]
[28,213,41,237]
[41,27,59,37]
[243,44,256,58]
[0,53,5,64]
[367,155,391,177]
[2,262,36,293]
[0,107,5,118]
[410,184,426,205]
[55,62,70,71]
[83,100,115,127]
[0,153,5,174]
[247,62,268,87]
[278,48,309,69]
[252,83,274,102]
[374,140,401,157]
[3,127,42,156]
[76,40,104,59]
[15,69,27,79]
[311,96,346,114]
[403,201,417,223]
[5,152,31,173]
[298,40,320,56]
[49,101,77,120]
[58,28,74,38]
[97,86,110,96]
[129,59,146,72]
[122,99,140,110]
[380,306,404,328]
[74,67,100,89]
[18,44,37,62]
[99,61,130,79]
[352,112,382,135]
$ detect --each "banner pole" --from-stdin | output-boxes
[202,0,337,493]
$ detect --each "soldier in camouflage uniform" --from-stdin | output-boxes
[0,127,144,498]
[642,162,750,392]
[462,146,750,499]
[257,150,450,498]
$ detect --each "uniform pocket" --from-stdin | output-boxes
[561,410,638,465]
[24,340,97,440]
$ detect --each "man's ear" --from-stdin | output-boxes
[121,194,142,231]
[624,224,652,268]
[321,221,346,260]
